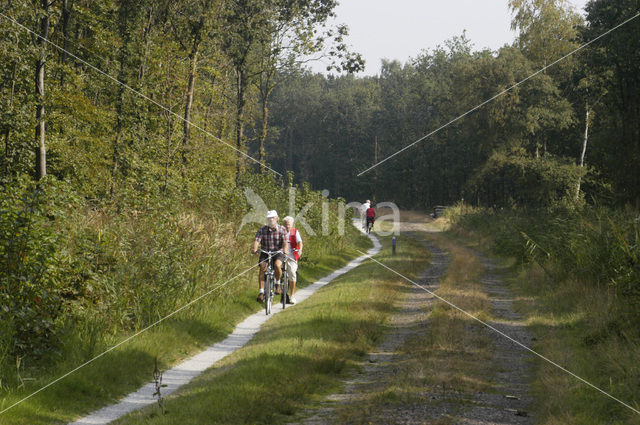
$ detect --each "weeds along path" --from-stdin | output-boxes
[296,223,535,424]
[69,221,381,425]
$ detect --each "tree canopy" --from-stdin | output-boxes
[262,0,640,209]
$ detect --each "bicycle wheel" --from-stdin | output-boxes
[265,274,272,315]
[281,268,288,309]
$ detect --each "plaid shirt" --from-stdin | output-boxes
[255,224,288,252]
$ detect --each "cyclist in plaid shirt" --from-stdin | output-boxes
[251,210,289,303]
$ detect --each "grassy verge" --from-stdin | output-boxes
[449,216,640,424]
[503,264,640,424]
[0,226,371,425]
[111,232,430,424]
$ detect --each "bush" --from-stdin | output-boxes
[468,148,586,208]
[0,176,77,360]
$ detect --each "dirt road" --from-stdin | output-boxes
[295,216,534,424]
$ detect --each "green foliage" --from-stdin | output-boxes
[509,0,583,73]
[266,33,581,208]
[0,0,363,385]
[0,176,78,359]
[0,169,359,396]
[469,148,586,208]
[582,0,640,207]
[264,0,639,209]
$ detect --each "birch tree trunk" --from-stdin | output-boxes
[575,105,589,200]
[35,0,50,180]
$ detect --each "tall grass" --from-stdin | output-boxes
[447,203,640,329]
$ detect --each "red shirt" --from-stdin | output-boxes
[366,207,376,218]
[289,228,301,261]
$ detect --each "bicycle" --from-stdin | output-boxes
[281,254,288,310]
[366,218,374,234]
[280,248,300,309]
[259,249,284,315]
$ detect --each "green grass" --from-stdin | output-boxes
[111,233,431,424]
[0,227,372,425]
[402,232,494,390]
[504,265,640,425]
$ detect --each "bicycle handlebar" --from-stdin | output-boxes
[258,249,284,255]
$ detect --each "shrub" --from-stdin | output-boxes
[0,176,77,360]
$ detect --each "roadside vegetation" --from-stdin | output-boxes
[1,0,364,421]
[0,173,363,424]
[112,232,430,424]
[446,203,640,424]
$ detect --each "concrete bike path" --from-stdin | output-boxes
[70,222,381,424]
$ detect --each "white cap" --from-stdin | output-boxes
[266,210,278,219]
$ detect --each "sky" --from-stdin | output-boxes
[310,0,590,76]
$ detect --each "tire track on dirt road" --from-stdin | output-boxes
[296,234,449,424]
[296,225,535,424]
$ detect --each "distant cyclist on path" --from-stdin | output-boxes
[361,199,371,230]
[366,204,376,233]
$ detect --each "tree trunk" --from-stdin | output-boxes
[235,70,247,185]
[258,67,275,175]
[182,49,198,179]
[35,0,50,180]
[203,95,213,133]
[110,69,126,195]
[110,50,130,194]
[286,127,293,172]
[258,95,268,174]
[3,129,8,177]
[60,0,72,86]
[138,6,154,83]
[163,112,175,193]
[635,79,640,210]
[3,62,16,177]
[575,106,589,200]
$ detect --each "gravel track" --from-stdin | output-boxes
[295,227,535,424]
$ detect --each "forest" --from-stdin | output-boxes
[1,0,640,422]
[0,0,362,385]
[262,1,640,210]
